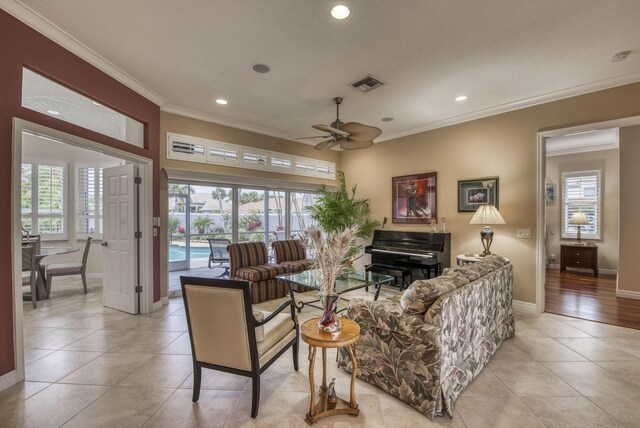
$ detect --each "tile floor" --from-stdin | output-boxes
[3,278,640,427]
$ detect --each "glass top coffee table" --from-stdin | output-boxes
[277,269,394,313]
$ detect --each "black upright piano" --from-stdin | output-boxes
[365,230,451,288]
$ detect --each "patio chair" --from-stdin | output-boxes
[181,276,299,418]
[22,243,37,309]
[46,236,92,294]
[207,238,230,278]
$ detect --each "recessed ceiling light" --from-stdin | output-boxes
[215,99,228,105]
[46,109,60,115]
[331,5,350,20]
[381,117,394,122]
[454,95,468,102]
[252,64,270,74]
[611,50,632,62]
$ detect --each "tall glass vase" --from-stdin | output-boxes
[317,293,341,332]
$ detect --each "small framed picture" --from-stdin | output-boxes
[458,177,499,212]
[545,179,556,205]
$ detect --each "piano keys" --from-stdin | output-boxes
[365,230,451,288]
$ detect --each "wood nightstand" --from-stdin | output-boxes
[560,244,598,277]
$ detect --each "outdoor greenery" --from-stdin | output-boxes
[191,216,213,234]
[168,216,181,243]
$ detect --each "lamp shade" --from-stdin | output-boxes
[469,205,505,225]
[568,212,589,225]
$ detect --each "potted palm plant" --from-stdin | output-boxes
[307,171,380,331]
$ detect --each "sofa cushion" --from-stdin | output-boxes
[449,255,507,282]
[280,259,314,273]
[235,264,287,282]
[272,239,306,263]
[400,271,470,315]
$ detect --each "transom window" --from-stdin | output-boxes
[562,170,601,240]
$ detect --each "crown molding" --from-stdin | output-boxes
[1,1,166,106]
[377,71,640,143]
[160,104,313,145]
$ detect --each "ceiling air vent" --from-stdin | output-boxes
[350,75,384,93]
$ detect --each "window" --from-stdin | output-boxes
[562,170,601,239]
[21,160,67,240]
[76,164,111,239]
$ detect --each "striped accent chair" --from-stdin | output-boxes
[228,242,289,303]
[271,240,314,273]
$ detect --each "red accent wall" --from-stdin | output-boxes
[0,10,160,376]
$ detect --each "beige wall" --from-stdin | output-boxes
[159,112,341,296]
[22,134,124,274]
[618,125,640,294]
[545,149,619,271]
[341,82,640,304]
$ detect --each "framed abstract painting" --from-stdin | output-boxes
[392,172,437,224]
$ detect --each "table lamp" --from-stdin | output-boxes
[568,212,589,245]
[470,205,505,256]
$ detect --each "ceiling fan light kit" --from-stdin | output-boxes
[299,97,382,151]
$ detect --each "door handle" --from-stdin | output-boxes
[101,242,108,247]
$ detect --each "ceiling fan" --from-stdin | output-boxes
[297,97,382,151]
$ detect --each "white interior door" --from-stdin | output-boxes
[103,164,138,314]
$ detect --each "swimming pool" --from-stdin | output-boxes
[168,245,211,261]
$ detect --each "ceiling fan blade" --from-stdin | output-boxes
[294,135,330,140]
[312,124,350,136]
[341,122,382,142]
[314,139,340,151]
[340,140,374,150]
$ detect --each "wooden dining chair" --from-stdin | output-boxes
[181,276,299,418]
[46,236,93,294]
[22,243,37,309]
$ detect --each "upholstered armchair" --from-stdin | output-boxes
[227,241,289,303]
[271,239,313,273]
[180,276,299,418]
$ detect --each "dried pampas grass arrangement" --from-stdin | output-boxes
[307,226,358,296]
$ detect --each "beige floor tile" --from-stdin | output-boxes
[61,329,141,352]
[521,396,622,427]
[489,361,579,397]
[595,361,640,387]
[599,337,640,358]
[63,386,174,428]
[25,350,102,382]
[563,320,640,338]
[59,352,155,385]
[23,327,59,341]
[555,337,639,361]
[587,392,640,426]
[142,315,188,332]
[24,348,55,365]
[542,361,638,397]
[0,383,109,428]
[455,396,544,428]
[486,340,533,366]
[0,381,50,406]
[509,337,588,361]
[158,332,192,355]
[107,330,183,353]
[143,389,241,428]
[118,354,193,388]
[378,393,467,427]
[180,369,250,391]
[23,328,98,350]
[459,368,514,397]
[522,321,591,338]
[513,321,547,338]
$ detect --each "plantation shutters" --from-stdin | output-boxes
[561,170,601,239]
[76,164,107,239]
[21,160,67,240]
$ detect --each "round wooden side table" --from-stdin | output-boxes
[300,318,360,425]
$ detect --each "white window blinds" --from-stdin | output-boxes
[21,160,67,240]
[562,170,601,239]
[76,165,115,239]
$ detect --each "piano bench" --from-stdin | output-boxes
[366,264,412,290]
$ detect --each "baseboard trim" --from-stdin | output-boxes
[0,370,19,392]
[85,273,103,279]
[549,266,617,276]
[616,289,640,300]
[600,268,618,276]
[512,300,537,311]
[152,300,162,312]
[161,296,169,305]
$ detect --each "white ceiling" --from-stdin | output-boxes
[6,0,640,144]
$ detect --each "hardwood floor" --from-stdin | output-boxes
[545,268,640,329]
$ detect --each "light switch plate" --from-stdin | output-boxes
[516,228,532,239]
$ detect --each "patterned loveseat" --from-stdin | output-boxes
[337,255,514,418]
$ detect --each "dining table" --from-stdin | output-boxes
[27,247,80,301]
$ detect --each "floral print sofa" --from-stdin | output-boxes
[337,255,514,418]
